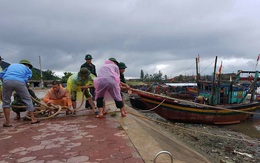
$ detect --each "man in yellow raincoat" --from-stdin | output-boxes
[66,68,97,114]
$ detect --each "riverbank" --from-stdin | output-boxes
[123,93,260,163]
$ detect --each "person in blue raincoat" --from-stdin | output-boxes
[0,60,40,127]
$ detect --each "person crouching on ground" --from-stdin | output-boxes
[0,59,40,127]
[43,80,72,114]
[94,58,130,118]
[12,82,40,120]
[66,68,97,114]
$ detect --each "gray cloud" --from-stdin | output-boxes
[0,0,260,78]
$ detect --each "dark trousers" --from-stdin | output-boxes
[85,87,95,108]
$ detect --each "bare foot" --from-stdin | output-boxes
[121,110,127,117]
[14,115,21,120]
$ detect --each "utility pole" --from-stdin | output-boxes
[39,56,44,88]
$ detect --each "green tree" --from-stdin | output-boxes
[140,70,144,81]
[151,71,163,81]
[175,74,184,82]
[31,68,41,80]
[164,75,168,80]
[61,72,73,83]
[43,69,60,80]
[144,73,149,81]
[158,70,163,81]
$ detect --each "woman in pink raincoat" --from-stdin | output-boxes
[94,58,129,118]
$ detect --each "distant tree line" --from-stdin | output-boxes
[139,69,229,83]
[32,68,231,84]
[140,69,166,82]
[31,69,73,83]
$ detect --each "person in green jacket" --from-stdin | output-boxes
[81,54,97,109]
[11,83,40,120]
[66,68,97,115]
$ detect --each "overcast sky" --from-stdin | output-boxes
[0,0,260,79]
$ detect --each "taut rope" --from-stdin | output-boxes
[140,99,166,112]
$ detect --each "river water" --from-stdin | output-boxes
[223,109,260,138]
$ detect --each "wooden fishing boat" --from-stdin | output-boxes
[129,93,148,110]
[130,83,197,109]
[168,86,197,100]
[131,57,260,124]
[166,83,197,100]
[186,87,198,97]
[132,89,260,124]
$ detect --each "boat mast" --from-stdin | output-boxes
[211,56,218,105]
[195,57,200,95]
[217,63,221,104]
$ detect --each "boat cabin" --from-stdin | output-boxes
[198,70,259,105]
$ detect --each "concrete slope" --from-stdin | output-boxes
[117,105,212,163]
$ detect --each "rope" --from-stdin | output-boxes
[180,62,195,76]
[13,95,73,120]
[31,91,84,112]
[25,105,63,120]
[11,105,42,109]
[131,88,260,115]
[31,96,59,109]
[12,88,90,120]
[11,97,50,110]
[140,99,166,112]
[71,89,87,112]
[200,59,215,74]
[127,110,259,144]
